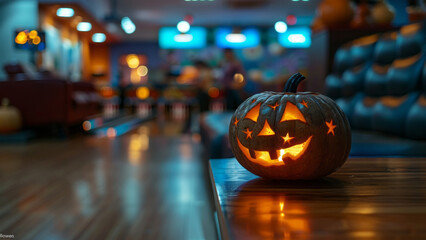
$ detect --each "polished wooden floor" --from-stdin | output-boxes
[0,118,217,240]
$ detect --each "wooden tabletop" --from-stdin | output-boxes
[209,157,426,240]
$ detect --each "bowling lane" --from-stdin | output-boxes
[0,118,217,240]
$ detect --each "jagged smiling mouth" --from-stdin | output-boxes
[236,136,312,166]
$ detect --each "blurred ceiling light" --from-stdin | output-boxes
[92,33,106,43]
[225,33,246,43]
[121,17,136,34]
[177,20,190,33]
[174,33,193,42]
[56,8,74,17]
[77,22,92,32]
[288,34,306,43]
[274,21,288,33]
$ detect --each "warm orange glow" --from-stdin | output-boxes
[393,53,421,68]
[236,136,312,166]
[258,120,275,136]
[126,54,139,68]
[208,87,220,98]
[278,136,312,162]
[300,100,308,108]
[32,36,41,45]
[268,102,279,110]
[245,103,261,122]
[100,86,114,98]
[82,121,92,131]
[418,95,426,107]
[15,31,27,44]
[233,117,239,126]
[242,128,253,139]
[137,65,148,77]
[380,95,407,107]
[177,66,199,83]
[107,128,117,138]
[326,120,336,135]
[130,69,140,83]
[281,102,306,123]
[136,87,150,100]
[282,133,294,144]
[28,30,38,39]
[234,73,244,83]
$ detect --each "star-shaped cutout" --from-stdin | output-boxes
[268,102,280,111]
[301,100,308,108]
[326,120,336,136]
[242,128,253,139]
[233,117,239,126]
[282,133,294,144]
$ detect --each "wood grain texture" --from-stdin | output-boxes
[210,157,426,240]
[0,120,217,240]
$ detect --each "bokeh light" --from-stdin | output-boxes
[82,121,92,131]
[130,69,140,83]
[137,65,148,77]
[28,30,38,39]
[33,36,41,45]
[126,54,140,69]
[136,87,150,100]
[274,21,288,33]
[234,73,244,83]
[15,31,27,44]
[177,20,190,33]
[286,15,297,25]
[208,87,220,98]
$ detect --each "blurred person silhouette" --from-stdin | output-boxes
[194,60,214,113]
[221,48,245,110]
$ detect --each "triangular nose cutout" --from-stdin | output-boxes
[258,120,275,136]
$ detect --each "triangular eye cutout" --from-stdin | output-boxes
[245,103,261,122]
[280,102,306,123]
[258,120,275,136]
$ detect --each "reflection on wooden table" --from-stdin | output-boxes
[210,158,426,240]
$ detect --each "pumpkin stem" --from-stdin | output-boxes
[284,72,305,93]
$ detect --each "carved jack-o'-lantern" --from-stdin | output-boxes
[229,73,351,179]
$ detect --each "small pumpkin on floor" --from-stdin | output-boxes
[229,73,351,179]
[0,98,22,134]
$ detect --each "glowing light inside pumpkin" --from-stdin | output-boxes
[300,100,308,108]
[278,136,312,162]
[268,102,279,110]
[326,120,336,135]
[282,133,294,144]
[245,103,261,122]
[258,120,275,136]
[281,102,306,123]
[233,117,239,126]
[242,128,253,139]
[236,136,312,166]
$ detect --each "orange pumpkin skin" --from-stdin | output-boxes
[229,73,351,180]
